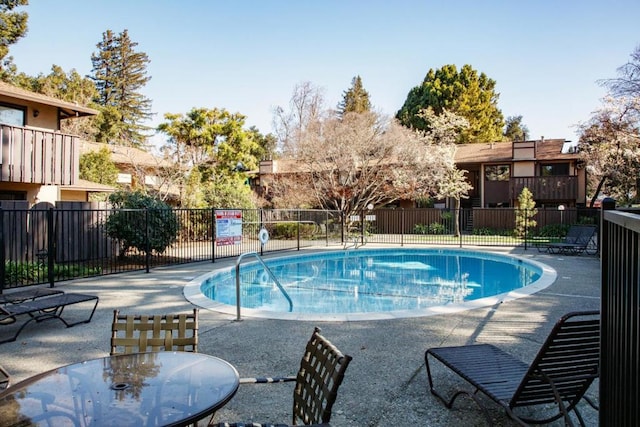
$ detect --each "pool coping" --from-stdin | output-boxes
[183,248,557,322]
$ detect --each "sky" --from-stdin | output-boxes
[10,1,640,146]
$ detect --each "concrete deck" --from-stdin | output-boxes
[0,246,600,426]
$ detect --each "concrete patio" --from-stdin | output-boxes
[0,246,601,426]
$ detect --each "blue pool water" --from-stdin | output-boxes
[187,248,555,319]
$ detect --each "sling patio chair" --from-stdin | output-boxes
[107,309,200,425]
[537,225,597,255]
[0,364,10,390]
[0,287,64,304]
[210,327,352,427]
[425,311,599,427]
[110,308,199,355]
[0,292,99,344]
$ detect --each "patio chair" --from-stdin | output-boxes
[210,327,352,427]
[0,293,99,344]
[0,363,10,390]
[538,225,597,255]
[425,311,599,427]
[0,287,63,304]
[110,308,199,355]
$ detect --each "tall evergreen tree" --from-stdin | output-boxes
[0,0,28,81]
[337,75,371,117]
[503,115,530,141]
[396,64,504,143]
[90,29,152,147]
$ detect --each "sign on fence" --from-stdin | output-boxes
[215,210,242,246]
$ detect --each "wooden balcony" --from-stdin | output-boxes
[510,176,577,201]
[0,124,78,185]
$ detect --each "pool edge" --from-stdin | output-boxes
[183,248,558,322]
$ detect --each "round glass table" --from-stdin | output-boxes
[0,352,239,427]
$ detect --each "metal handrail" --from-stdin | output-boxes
[235,251,293,320]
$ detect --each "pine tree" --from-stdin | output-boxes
[0,0,28,81]
[503,115,530,141]
[515,187,537,238]
[337,75,371,117]
[397,64,504,143]
[90,29,152,147]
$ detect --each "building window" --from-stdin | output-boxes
[484,165,510,181]
[0,104,25,126]
[540,163,569,176]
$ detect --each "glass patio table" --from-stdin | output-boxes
[0,351,239,427]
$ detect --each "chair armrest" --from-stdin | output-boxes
[239,375,296,384]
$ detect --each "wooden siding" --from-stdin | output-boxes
[510,176,577,201]
[0,124,78,185]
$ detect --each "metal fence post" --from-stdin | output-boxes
[260,208,264,256]
[401,209,404,246]
[459,208,463,248]
[47,208,55,287]
[0,208,4,293]
[297,209,301,250]
[325,210,329,246]
[211,208,217,262]
[145,209,150,273]
[524,208,528,250]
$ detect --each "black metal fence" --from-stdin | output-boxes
[0,206,600,291]
[599,201,640,426]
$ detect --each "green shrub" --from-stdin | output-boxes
[3,261,102,285]
[472,227,513,236]
[413,221,448,235]
[106,191,180,258]
[4,261,43,284]
[536,224,570,238]
[428,222,447,234]
[413,223,429,234]
[53,264,102,280]
[272,222,316,239]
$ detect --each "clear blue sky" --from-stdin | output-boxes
[11,1,640,144]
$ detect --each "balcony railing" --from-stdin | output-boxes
[0,124,79,185]
[510,176,577,201]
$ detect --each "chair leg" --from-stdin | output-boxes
[425,351,494,426]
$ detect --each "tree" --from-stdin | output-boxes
[105,191,179,259]
[0,0,28,81]
[157,107,263,207]
[337,75,371,117]
[437,167,473,237]
[579,45,640,206]
[294,111,457,225]
[396,64,504,143]
[601,44,640,101]
[90,29,152,146]
[13,65,98,139]
[503,115,530,141]
[515,187,537,238]
[79,147,118,186]
[578,96,640,206]
[272,81,327,156]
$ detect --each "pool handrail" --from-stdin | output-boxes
[235,251,293,320]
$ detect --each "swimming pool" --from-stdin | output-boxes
[184,248,557,321]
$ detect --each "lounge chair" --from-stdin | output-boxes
[210,327,352,427]
[0,293,99,344]
[538,225,597,255]
[110,308,199,355]
[0,287,63,304]
[425,311,599,427]
[0,364,10,390]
